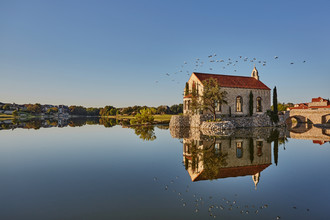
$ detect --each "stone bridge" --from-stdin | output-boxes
[283,108,330,125]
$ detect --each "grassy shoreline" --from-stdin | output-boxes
[0,113,174,124]
[0,113,14,121]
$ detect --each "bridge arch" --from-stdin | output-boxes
[285,115,314,132]
[321,114,330,124]
[323,129,330,137]
[285,115,315,125]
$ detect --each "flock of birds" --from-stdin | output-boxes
[156,53,307,85]
[153,175,311,219]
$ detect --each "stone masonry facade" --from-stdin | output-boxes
[183,67,271,117]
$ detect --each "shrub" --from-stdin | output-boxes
[130,108,156,125]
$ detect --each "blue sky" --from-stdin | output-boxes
[1,0,329,107]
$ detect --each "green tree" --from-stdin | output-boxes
[273,86,279,123]
[122,106,133,115]
[2,104,10,110]
[46,107,58,114]
[26,103,42,114]
[249,138,254,163]
[12,110,18,117]
[100,106,115,116]
[201,78,227,120]
[185,82,189,96]
[156,105,168,115]
[109,108,117,116]
[130,108,156,125]
[190,82,200,114]
[249,91,253,116]
[69,106,87,115]
[86,107,100,116]
[169,104,183,114]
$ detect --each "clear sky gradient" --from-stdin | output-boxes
[1,0,329,107]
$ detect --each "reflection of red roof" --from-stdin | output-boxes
[313,140,328,145]
[193,164,271,181]
[193,72,270,90]
[309,105,330,109]
[184,94,192,98]
[184,155,193,160]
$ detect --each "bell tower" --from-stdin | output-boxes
[252,172,260,190]
[251,65,259,80]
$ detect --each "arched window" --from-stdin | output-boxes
[236,142,243,158]
[215,142,221,154]
[215,101,221,112]
[256,141,263,157]
[256,97,262,112]
[236,96,242,112]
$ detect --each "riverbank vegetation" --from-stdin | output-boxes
[0,101,182,123]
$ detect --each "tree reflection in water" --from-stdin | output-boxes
[98,117,117,127]
[131,126,156,141]
[0,117,161,141]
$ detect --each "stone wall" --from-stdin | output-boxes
[190,114,213,128]
[170,114,213,128]
[200,121,235,131]
[218,87,271,116]
[170,125,286,140]
[170,113,282,131]
[169,115,190,128]
[222,114,272,128]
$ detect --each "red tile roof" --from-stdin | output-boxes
[193,164,271,181]
[313,140,328,145]
[193,72,270,90]
[288,104,309,110]
[312,97,327,102]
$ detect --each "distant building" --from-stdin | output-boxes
[285,97,330,125]
[43,104,55,112]
[183,67,271,116]
[288,97,330,110]
[58,105,69,114]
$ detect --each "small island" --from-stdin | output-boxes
[170,67,330,134]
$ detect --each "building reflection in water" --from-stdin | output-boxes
[183,134,272,189]
[287,123,330,145]
[176,124,330,188]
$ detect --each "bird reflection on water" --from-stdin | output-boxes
[157,127,315,219]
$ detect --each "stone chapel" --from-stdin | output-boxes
[183,67,271,116]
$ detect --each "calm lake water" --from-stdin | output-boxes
[0,119,329,220]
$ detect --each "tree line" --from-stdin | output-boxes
[1,102,183,116]
[69,104,183,116]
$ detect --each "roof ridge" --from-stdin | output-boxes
[193,72,253,79]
